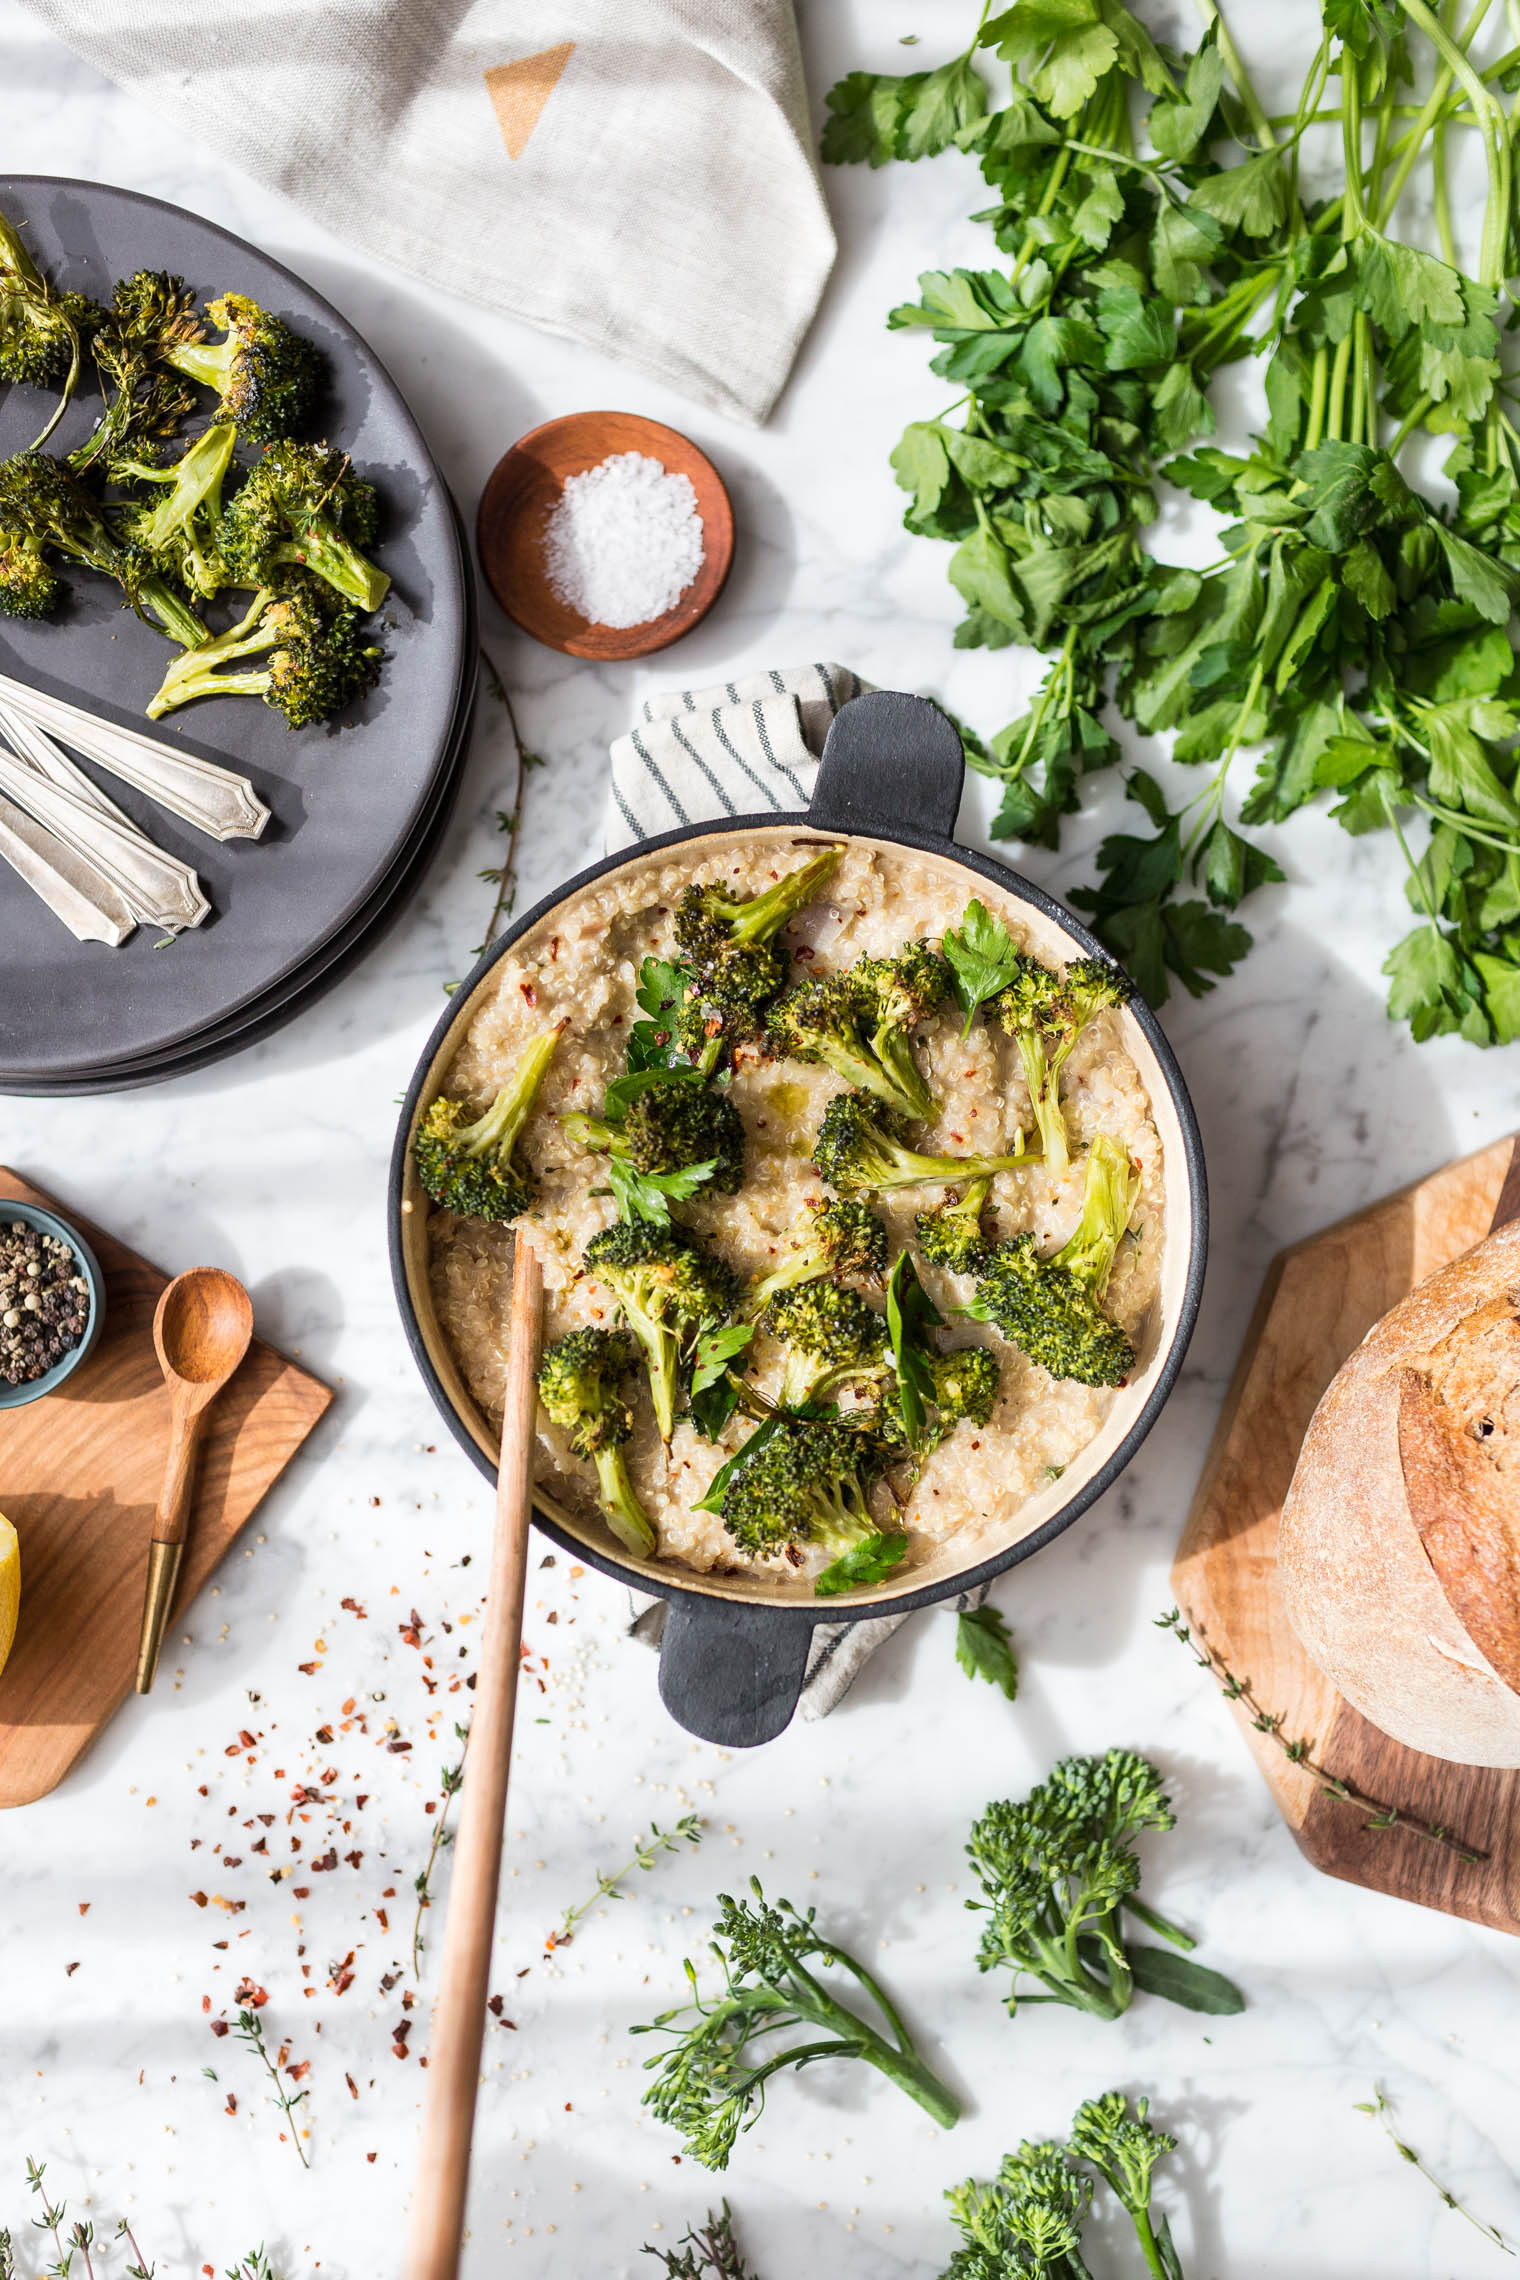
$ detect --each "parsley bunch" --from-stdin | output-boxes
[828,0,1520,1044]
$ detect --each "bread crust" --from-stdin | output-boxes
[1279,1219,1520,1766]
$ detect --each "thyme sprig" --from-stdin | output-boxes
[1158,1608,1487,1863]
[412,1718,470,1980]
[234,2008,310,2169]
[7,2167,283,2280]
[550,1814,705,1951]
[643,2201,760,2279]
[1357,2084,1516,2254]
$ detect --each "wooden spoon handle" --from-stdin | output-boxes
[405,1240,544,2280]
[134,1395,208,1694]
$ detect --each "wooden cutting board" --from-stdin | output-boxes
[1173,1131,1520,1934]
[0,1166,332,1807]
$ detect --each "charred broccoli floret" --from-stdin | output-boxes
[745,1195,886,1318]
[762,1280,890,1408]
[219,437,388,612]
[535,1327,655,1558]
[873,1343,1001,1462]
[161,291,322,443]
[411,1024,564,1222]
[767,942,948,1122]
[0,207,103,444]
[990,953,1133,1178]
[719,1416,888,1563]
[144,578,381,726]
[563,1074,744,1195]
[965,1135,1141,1386]
[116,419,236,599]
[0,448,206,644]
[673,845,844,1054]
[812,1091,1036,1197]
[582,1219,738,1442]
[71,268,202,475]
[915,1176,992,1275]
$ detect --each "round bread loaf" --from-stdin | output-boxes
[1279,1218,1520,1766]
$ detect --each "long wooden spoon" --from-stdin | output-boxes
[134,1266,254,1695]
[406,1239,544,2280]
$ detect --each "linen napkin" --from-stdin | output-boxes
[18,0,836,427]
[610,662,984,1717]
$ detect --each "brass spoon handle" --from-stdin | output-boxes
[135,1397,208,1695]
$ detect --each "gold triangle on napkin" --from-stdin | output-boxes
[484,42,575,161]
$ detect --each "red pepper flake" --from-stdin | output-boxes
[519,980,537,1006]
[340,1599,367,1619]
[794,943,815,961]
[292,1886,311,1899]
[297,1661,318,1675]
[366,2152,377,2164]
[320,1767,339,1786]
[77,1903,90,1916]
[223,1857,242,1869]
[235,1979,269,2009]
[392,2020,412,2059]
[189,1891,208,1908]
[369,1496,381,1508]
[201,1995,211,2013]
[345,1850,363,1869]
[399,1611,424,1648]
[256,1813,275,1827]
[355,1794,369,1810]
[330,1963,356,1997]
[311,1850,338,1873]
[224,2094,238,2116]
[209,2019,230,2038]
[223,1742,243,1757]
[314,1726,334,1745]
[386,1739,412,1754]
[346,2073,359,2100]
[65,1961,80,1976]
[286,2060,311,2082]
[379,1971,400,1994]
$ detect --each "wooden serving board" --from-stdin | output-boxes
[0,1167,332,1807]
[1173,1131,1520,1934]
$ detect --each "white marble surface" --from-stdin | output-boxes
[3,4,1520,2275]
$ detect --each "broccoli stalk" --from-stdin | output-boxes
[0,447,207,644]
[634,1879,960,2170]
[1068,2093,1184,2280]
[744,1195,886,1319]
[0,207,102,447]
[964,1136,1140,1387]
[673,845,845,1056]
[117,419,236,599]
[582,1220,738,1441]
[766,945,949,1122]
[144,579,382,727]
[536,1328,656,1558]
[991,955,1133,1178]
[812,1090,1036,1196]
[412,1024,565,1222]
[160,291,322,443]
[966,1749,1244,2024]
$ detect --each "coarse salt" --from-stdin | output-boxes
[543,451,705,629]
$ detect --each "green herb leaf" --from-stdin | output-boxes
[984,0,1121,119]
[954,1602,1020,1697]
[815,1532,910,1596]
[691,1321,756,1396]
[887,1252,944,1447]
[693,1416,785,1515]
[1126,1941,1246,2014]
[942,897,1024,1034]
[607,1157,718,1228]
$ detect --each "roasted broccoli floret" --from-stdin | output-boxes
[144,578,381,726]
[563,1074,744,1195]
[762,1280,889,1409]
[967,1747,1243,2023]
[964,1135,1140,1386]
[718,1414,887,1563]
[873,1343,1001,1465]
[411,1024,564,1222]
[915,1175,992,1275]
[116,419,236,599]
[0,448,206,644]
[813,1091,1036,1197]
[744,1195,886,1318]
[71,268,202,475]
[0,207,103,445]
[582,1219,738,1441]
[160,291,322,443]
[535,1327,656,1558]
[991,952,1133,1178]
[634,1878,959,2170]
[219,437,389,612]
[673,845,844,1054]
[767,942,948,1122]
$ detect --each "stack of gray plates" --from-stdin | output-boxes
[0,177,475,1096]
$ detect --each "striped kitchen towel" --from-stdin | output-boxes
[609,658,987,1717]
[605,662,872,851]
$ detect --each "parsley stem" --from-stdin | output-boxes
[1194,0,1277,149]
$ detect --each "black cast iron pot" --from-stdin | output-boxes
[389,692,1207,1747]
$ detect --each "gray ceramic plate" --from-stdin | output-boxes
[0,175,467,1078]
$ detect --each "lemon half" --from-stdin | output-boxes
[0,1514,17,1680]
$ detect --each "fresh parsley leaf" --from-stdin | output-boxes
[691,1321,756,1397]
[815,1532,910,1597]
[887,1252,944,1447]
[626,955,697,1076]
[607,1156,718,1228]
[688,1375,742,1442]
[984,1,1121,120]
[954,1602,1020,1698]
[942,897,1024,1035]
[821,52,988,167]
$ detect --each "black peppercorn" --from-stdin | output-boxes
[0,1220,90,1385]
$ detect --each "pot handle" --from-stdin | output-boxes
[808,690,965,842]
[657,1598,812,1747]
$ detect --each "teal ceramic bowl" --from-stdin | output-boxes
[0,1200,106,1409]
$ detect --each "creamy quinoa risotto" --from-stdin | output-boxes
[426,835,1165,1585]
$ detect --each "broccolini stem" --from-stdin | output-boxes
[810,1941,916,2056]
[781,1961,960,2129]
[1126,2202,1174,2280]
[1121,1894,1195,1952]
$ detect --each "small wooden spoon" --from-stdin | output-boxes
[134,1267,254,1695]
